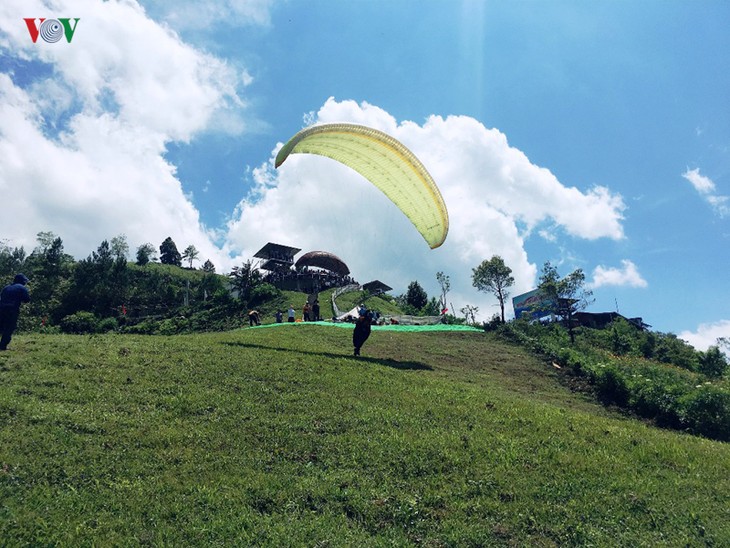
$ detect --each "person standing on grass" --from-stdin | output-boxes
[0,274,31,351]
[288,305,295,323]
[352,308,372,357]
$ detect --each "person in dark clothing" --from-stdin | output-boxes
[0,274,31,351]
[312,300,320,322]
[352,309,371,357]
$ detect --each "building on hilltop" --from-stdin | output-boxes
[253,243,356,293]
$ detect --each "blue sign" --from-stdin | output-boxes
[512,289,553,320]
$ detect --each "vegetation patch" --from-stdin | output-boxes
[497,318,730,441]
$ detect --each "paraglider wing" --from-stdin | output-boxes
[275,123,449,249]
[295,251,350,276]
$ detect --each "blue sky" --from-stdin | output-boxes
[1,0,728,349]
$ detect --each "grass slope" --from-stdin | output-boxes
[1,327,728,546]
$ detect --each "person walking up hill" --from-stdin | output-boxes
[352,308,372,357]
[0,274,31,351]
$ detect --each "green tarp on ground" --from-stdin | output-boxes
[248,321,483,333]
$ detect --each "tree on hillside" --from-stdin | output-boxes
[110,235,129,261]
[25,234,73,320]
[34,231,57,254]
[436,271,451,313]
[472,255,514,323]
[200,260,219,301]
[405,281,428,311]
[63,240,129,318]
[538,261,593,343]
[229,260,261,303]
[699,345,728,378]
[461,304,479,324]
[136,243,157,266]
[159,237,182,266]
[182,245,200,269]
[0,242,26,279]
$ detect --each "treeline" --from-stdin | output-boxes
[0,232,276,334]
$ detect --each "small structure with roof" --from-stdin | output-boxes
[254,242,301,272]
[362,280,392,296]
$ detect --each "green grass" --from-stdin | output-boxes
[331,289,403,318]
[1,327,729,546]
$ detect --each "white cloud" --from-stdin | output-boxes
[226,97,626,320]
[590,259,648,289]
[682,168,729,217]
[679,320,730,354]
[0,0,258,270]
[139,0,275,31]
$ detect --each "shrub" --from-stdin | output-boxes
[122,319,158,335]
[97,317,118,333]
[595,365,630,406]
[698,346,728,378]
[249,283,280,306]
[60,311,99,334]
[680,387,730,441]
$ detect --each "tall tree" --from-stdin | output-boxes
[229,260,261,303]
[405,280,428,311]
[135,243,156,266]
[63,240,129,317]
[34,231,57,254]
[472,255,514,323]
[537,261,593,343]
[460,304,479,324]
[159,237,182,266]
[110,234,129,261]
[0,243,26,279]
[436,271,451,313]
[182,245,200,269]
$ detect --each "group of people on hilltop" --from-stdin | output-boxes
[270,300,322,324]
[263,268,356,293]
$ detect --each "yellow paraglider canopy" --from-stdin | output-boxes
[275,123,449,249]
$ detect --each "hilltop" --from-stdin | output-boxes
[1,325,728,546]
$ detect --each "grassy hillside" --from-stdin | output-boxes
[331,289,404,318]
[1,326,729,546]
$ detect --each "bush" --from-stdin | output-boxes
[595,365,630,406]
[698,346,728,378]
[60,311,99,334]
[97,317,118,333]
[249,283,280,307]
[482,314,503,332]
[680,387,730,441]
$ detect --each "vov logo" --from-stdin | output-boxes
[24,18,80,43]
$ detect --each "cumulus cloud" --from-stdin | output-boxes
[589,260,647,289]
[679,320,730,354]
[226,97,626,319]
[0,0,255,269]
[682,168,730,217]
